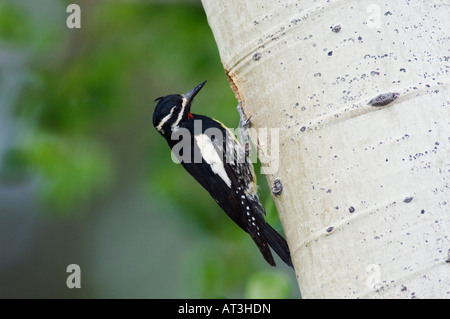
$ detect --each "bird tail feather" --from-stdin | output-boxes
[260,222,293,268]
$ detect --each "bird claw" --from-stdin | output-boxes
[237,102,251,129]
[241,116,251,130]
[237,102,251,161]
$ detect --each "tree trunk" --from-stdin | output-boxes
[201,0,450,298]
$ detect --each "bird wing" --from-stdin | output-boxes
[178,116,277,266]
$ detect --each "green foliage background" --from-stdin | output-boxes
[0,0,298,298]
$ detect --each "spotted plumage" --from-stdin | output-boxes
[153,81,292,267]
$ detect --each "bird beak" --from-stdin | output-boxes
[182,80,206,105]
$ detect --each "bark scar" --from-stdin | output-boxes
[368,92,400,107]
[225,68,243,105]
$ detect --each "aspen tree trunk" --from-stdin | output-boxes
[201,0,450,298]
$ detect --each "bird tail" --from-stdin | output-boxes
[260,222,293,268]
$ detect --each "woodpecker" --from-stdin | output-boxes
[152,81,293,268]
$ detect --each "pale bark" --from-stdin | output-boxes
[201,0,450,298]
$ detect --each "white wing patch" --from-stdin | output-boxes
[194,134,232,188]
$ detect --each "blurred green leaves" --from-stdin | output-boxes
[0,2,31,44]
[3,2,238,214]
[0,0,298,298]
[4,132,112,211]
[245,272,292,299]
[0,1,63,50]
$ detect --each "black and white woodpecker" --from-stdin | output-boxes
[152,81,293,268]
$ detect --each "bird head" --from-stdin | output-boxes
[153,80,206,136]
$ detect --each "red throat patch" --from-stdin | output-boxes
[188,113,194,119]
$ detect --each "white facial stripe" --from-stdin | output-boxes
[171,105,185,129]
[194,134,232,188]
[181,97,189,108]
[171,98,189,129]
[156,106,176,133]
